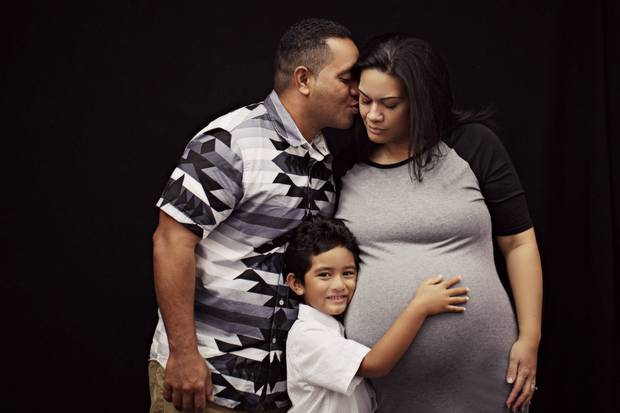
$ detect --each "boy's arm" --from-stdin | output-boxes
[356,275,467,378]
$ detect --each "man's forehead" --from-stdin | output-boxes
[325,37,359,69]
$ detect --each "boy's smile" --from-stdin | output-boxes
[290,246,358,316]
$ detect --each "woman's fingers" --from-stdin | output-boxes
[506,364,527,410]
[513,375,535,411]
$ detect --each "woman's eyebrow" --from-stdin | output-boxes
[358,88,404,100]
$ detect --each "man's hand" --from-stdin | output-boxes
[163,350,214,413]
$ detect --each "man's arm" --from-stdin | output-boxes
[153,211,213,413]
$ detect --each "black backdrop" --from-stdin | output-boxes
[5,1,619,412]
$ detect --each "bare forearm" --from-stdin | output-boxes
[357,302,427,378]
[153,229,200,353]
[504,239,543,343]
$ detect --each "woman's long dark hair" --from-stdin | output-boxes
[353,33,495,181]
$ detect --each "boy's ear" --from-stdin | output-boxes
[286,273,304,296]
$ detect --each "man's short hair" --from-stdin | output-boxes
[273,18,352,92]
[284,217,361,285]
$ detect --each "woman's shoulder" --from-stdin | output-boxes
[444,122,502,149]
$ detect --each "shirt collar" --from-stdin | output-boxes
[297,303,345,335]
[264,90,331,157]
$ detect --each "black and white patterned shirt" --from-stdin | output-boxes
[150,90,336,410]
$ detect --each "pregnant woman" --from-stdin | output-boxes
[335,34,543,412]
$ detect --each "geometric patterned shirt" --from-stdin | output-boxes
[150,90,336,411]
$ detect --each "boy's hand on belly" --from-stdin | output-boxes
[411,274,469,316]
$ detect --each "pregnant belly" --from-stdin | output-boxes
[345,253,518,376]
[345,254,518,411]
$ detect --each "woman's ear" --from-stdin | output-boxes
[286,273,305,296]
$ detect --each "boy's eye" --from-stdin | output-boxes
[360,99,371,105]
[343,271,357,278]
[340,77,352,84]
[317,272,331,278]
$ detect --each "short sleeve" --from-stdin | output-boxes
[156,128,244,238]
[288,323,370,396]
[446,123,533,236]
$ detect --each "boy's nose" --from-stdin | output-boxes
[330,275,346,289]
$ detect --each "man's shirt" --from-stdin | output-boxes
[150,90,336,411]
[286,304,376,413]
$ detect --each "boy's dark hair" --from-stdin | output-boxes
[273,18,352,92]
[284,217,361,285]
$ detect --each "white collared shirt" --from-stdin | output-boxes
[286,304,377,413]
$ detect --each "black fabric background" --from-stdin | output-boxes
[4,1,618,412]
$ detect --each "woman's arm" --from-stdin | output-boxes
[496,227,543,411]
[356,275,468,378]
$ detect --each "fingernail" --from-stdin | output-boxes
[466,287,470,292]
[507,377,514,383]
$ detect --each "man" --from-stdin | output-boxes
[149,18,359,413]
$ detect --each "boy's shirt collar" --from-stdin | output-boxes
[297,303,345,335]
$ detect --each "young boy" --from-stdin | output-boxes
[284,217,469,413]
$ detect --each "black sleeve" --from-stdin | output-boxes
[445,123,533,236]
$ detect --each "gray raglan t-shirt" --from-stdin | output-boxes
[336,123,532,412]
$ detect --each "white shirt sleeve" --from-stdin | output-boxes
[288,322,371,396]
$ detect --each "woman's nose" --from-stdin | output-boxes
[367,105,383,121]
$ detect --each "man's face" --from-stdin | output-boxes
[310,37,359,130]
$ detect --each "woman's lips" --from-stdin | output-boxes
[367,125,384,135]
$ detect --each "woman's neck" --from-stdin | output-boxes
[369,142,411,164]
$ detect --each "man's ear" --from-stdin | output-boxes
[286,273,305,296]
[292,66,313,96]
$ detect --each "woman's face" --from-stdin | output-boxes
[358,68,410,146]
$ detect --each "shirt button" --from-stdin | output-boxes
[279,299,284,306]
[272,338,277,344]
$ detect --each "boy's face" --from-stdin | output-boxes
[287,246,358,316]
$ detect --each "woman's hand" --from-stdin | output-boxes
[505,337,539,412]
[412,274,469,316]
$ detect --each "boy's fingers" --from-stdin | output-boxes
[442,275,463,288]
[426,274,443,285]
[449,296,469,304]
[447,287,469,296]
[446,305,466,313]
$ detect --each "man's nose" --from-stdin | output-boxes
[349,80,359,98]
